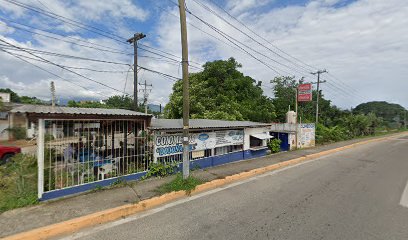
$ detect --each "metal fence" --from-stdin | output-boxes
[40,119,151,194]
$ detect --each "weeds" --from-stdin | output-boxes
[156,173,203,195]
[0,154,38,212]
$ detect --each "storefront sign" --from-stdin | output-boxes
[154,130,244,158]
[298,83,312,102]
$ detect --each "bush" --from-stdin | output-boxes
[156,173,203,195]
[143,161,179,179]
[44,134,55,142]
[316,124,348,144]
[268,138,282,153]
[0,153,38,212]
[7,127,27,140]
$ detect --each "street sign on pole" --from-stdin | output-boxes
[298,83,312,102]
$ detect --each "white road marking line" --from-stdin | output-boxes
[400,180,408,208]
[58,156,329,240]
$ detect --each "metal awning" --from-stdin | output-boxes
[251,132,273,140]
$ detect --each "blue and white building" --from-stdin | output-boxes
[150,119,273,169]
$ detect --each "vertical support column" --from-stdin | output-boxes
[37,118,45,200]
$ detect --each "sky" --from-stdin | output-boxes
[0,0,407,110]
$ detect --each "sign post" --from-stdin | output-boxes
[297,83,312,102]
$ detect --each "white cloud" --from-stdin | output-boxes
[1,0,407,110]
[150,0,408,109]
[226,0,273,15]
[0,20,15,34]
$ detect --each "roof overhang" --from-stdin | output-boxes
[251,132,273,140]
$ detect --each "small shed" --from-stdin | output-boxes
[11,105,152,200]
[150,119,272,169]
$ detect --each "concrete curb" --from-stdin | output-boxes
[4,133,406,240]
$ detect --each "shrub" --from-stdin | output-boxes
[316,124,348,144]
[44,134,55,142]
[143,161,178,179]
[7,127,27,140]
[268,138,282,153]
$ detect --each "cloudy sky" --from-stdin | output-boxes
[0,0,407,109]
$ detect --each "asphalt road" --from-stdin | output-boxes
[64,135,408,240]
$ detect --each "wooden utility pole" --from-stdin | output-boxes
[127,33,146,111]
[178,0,190,179]
[311,70,327,125]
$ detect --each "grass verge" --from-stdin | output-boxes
[156,173,204,195]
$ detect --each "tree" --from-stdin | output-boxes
[104,96,134,110]
[0,88,20,102]
[164,58,276,122]
[67,96,140,111]
[353,101,406,128]
[270,76,334,124]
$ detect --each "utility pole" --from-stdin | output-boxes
[139,79,152,114]
[311,70,327,125]
[178,0,190,179]
[127,33,146,111]
[50,81,56,107]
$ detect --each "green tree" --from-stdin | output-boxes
[270,76,334,124]
[353,101,406,128]
[0,88,20,102]
[20,96,44,105]
[104,96,134,110]
[164,58,276,122]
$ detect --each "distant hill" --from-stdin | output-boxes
[148,104,162,113]
[353,101,407,127]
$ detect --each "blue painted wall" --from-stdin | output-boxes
[41,149,268,201]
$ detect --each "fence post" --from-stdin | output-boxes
[37,118,45,199]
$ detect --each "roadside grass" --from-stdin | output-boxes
[156,173,204,195]
[0,154,38,213]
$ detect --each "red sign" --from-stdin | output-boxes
[297,83,312,102]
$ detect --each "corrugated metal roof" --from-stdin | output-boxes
[10,105,151,117]
[150,119,271,130]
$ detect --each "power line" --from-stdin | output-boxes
[0,43,131,66]
[0,38,128,94]
[184,7,284,75]
[0,16,131,54]
[3,0,127,44]
[154,4,248,62]
[138,65,181,81]
[199,0,368,103]
[0,47,109,98]
[138,46,203,70]
[0,20,133,55]
[205,0,317,72]
[0,51,131,73]
[191,0,314,74]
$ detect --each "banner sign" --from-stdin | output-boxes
[298,83,312,102]
[215,130,244,147]
[299,123,315,148]
[154,130,244,158]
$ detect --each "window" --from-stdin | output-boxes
[215,144,243,156]
[250,136,263,148]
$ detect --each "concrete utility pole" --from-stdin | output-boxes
[50,81,56,107]
[178,0,190,179]
[139,79,152,114]
[127,33,146,111]
[311,70,327,125]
